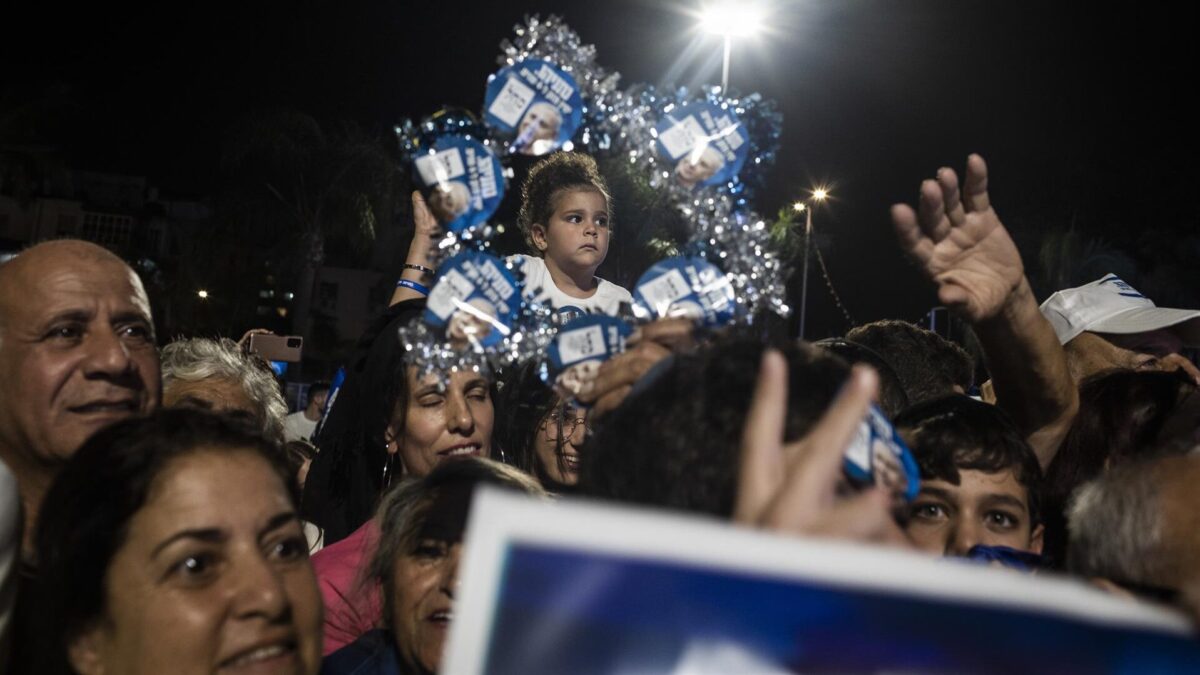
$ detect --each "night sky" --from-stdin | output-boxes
[5,1,1198,337]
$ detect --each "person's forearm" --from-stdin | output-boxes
[975,277,1079,468]
[389,233,436,306]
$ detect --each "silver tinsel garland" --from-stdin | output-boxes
[395,257,560,390]
[602,84,790,322]
[395,15,793,389]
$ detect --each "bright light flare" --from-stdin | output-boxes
[700,3,764,38]
[792,202,807,212]
[812,188,829,202]
[197,290,209,299]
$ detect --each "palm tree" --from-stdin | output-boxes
[220,109,398,339]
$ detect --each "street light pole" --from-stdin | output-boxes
[721,34,732,91]
[795,188,828,340]
[700,3,763,92]
[799,205,812,340]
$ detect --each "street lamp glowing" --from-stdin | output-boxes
[792,201,807,213]
[698,2,765,92]
[700,4,764,38]
[812,188,829,202]
[197,290,209,299]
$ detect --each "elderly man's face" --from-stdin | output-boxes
[1064,330,1200,384]
[0,250,160,464]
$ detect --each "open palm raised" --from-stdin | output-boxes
[891,154,1023,322]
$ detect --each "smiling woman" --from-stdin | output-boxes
[389,368,495,478]
[321,458,544,675]
[30,408,322,675]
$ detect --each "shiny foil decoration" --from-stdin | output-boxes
[395,257,560,390]
[603,83,789,322]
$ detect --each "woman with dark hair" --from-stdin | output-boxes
[1042,368,1198,567]
[306,302,499,655]
[494,361,587,492]
[302,300,426,545]
[32,408,322,675]
[303,297,499,544]
[321,457,544,675]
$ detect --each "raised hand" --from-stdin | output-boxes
[411,190,443,240]
[734,350,908,545]
[390,191,443,306]
[891,154,1023,322]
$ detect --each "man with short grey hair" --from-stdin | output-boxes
[160,337,288,443]
[1068,453,1200,621]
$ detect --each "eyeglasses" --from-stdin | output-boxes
[542,408,588,439]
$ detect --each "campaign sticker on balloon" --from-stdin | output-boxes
[424,252,521,348]
[484,58,584,156]
[411,135,504,234]
[842,405,922,504]
[632,256,736,328]
[544,314,633,399]
[654,101,750,190]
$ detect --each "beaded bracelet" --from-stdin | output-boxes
[395,279,430,296]
[403,263,436,276]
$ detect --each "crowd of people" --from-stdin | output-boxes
[1,150,1198,674]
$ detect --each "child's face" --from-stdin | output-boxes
[904,468,1042,557]
[534,189,610,274]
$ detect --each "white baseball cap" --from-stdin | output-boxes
[1039,274,1200,345]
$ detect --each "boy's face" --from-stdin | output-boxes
[904,468,1042,557]
[533,189,610,276]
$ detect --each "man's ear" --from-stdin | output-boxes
[1029,523,1045,555]
[530,224,549,253]
[67,625,107,675]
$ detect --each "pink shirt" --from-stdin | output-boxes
[311,520,384,655]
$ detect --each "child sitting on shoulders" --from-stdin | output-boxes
[511,152,631,319]
[393,152,631,321]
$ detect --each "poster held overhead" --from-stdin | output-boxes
[446,488,1198,675]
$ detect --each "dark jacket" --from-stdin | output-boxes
[321,629,411,675]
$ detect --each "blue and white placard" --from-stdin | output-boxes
[633,256,736,328]
[485,58,584,156]
[654,101,750,189]
[411,135,504,234]
[424,252,521,348]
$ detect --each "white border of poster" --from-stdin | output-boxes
[445,488,1191,674]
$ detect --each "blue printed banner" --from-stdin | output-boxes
[485,58,584,156]
[632,256,736,328]
[543,314,632,390]
[411,135,504,234]
[424,252,520,347]
[654,101,750,189]
[445,489,1200,675]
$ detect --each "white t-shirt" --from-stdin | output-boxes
[510,254,632,319]
[283,411,319,443]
